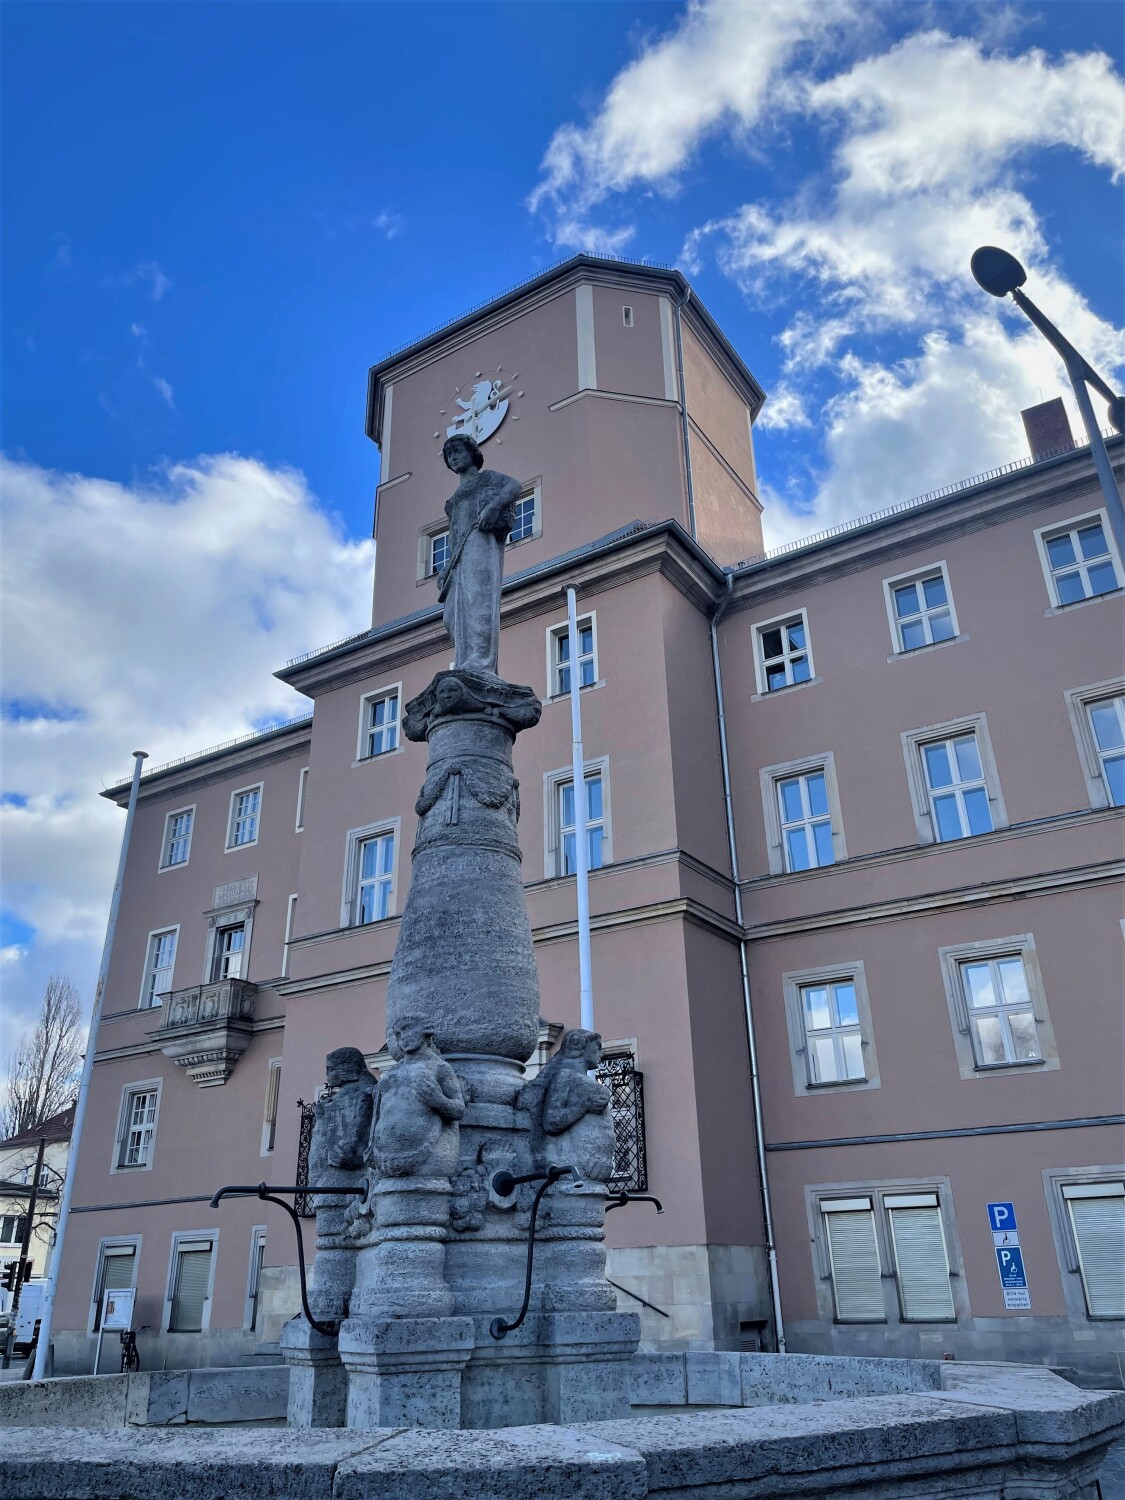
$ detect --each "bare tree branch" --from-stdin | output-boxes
[1,976,83,1138]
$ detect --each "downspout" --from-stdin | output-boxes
[33,749,148,1379]
[710,577,786,1352]
[673,287,697,541]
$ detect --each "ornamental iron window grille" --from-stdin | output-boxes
[294,1095,334,1218]
[595,1054,648,1193]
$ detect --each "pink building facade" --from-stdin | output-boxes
[54,258,1125,1384]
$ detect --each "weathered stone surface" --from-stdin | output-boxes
[629,1352,688,1408]
[579,1397,1019,1493]
[937,1363,1125,1447]
[0,1371,129,1428]
[740,1352,942,1406]
[0,1425,386,1499]
[304,1048,377,1323]
[333,1423,646,1500]
[684,1350,742,1407]
[283,1320,347,1429]
[127,1370,189,1425]
[370,1020,464,1180]
[519,1030,614,1185]
[435,436,521,677]
[340,1315,474,1431]
[185,1365,289,1424]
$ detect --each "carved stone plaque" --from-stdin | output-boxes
[214,874,258,909]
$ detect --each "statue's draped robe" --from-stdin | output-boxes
[439,468,519,675]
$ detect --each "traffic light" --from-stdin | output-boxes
[1,1262,17,1293]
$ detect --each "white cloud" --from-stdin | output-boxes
[529,0,859,249]
[137,262,171,301]
[756,385,812,431]
[131,323,147,340]
[0,453,375,1067]
[373,210,405,240]
[152,375,175,409]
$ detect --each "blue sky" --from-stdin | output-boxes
[2,0,1123,1063]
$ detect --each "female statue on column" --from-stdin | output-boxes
[438,433,520,677]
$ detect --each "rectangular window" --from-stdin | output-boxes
[160,807,194,869]
[429,530,450,577]
[957,954,1039,1066]
[140,928,177,1008]
[212,923,246,982]
[755,611,813,693]
[800,978,865,1084]
[246,1226,267,1330]
[295,766,309,832]
[262,1060,282,1155]
[356,830,395,924]
[1061,1182,1125,1318]
[921,732,993,841]
[0,1215,27,1245]
[92,1244,137,1332]
[884,1194,956,1322]
[1087,694,1125,806]
[884,565,958,652]
[118,1089,159,1170]
[622,305,634,328]
[778,770,835,871]
[227,785,262,849]
[821,1199,884,1322]
[360,688,400,759]
[282,894,297,980]
[168,1239,214,1332]
[550,616,597,697]
[509,494,537,543]
[559,771,605,876]
[1037,513,1121,606]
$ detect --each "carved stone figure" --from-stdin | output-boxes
[437,434,520,677]
[305,1048,378,1323]
[518,1029,615,1184]
[371,1016,465,1179]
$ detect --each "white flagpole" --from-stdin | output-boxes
[565,587,594,1034]
[33,750,148,1379]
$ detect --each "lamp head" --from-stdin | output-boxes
[1108,394,1125,435]
[971,246,1027,298]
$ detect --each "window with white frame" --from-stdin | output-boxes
[778,770,835,871]
[1036,511,1121,606]
[160,807,194,869]
[760,754,846,877]
[938,934,1057,1080]
[508,490,537,544]
[359,686,400,759]
[816,1187,957,1324]
[548,615,597,698]
[90,1242,137,1331]
[295,766,309,832]
[115,1085,159,1171]
[282,893,297,980]
[341,821,399,927]
[800,978,865,1084]
[168,1237,215,1332]
[782,961,878,1097]
[245,1225,267,1329]
[556,770,606,876]
[227,785,262,849]
[884,565,957,653]
[140,928,177,1008]
[428,529,450,577]
[211,922,246,982]
[0,1215,26,1244]
[902,715,1006,846]
[1087,694,1125,807]
[755,612,813,693]
[261,1059,282,1155]
[1060,1180,1125,1319]
[957,953,1039,1066]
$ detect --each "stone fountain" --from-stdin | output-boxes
[281,432,638,1431]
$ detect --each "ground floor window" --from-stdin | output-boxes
[813,1183,959,1325]
[91,1243,137,1332]
[1062,1181,1125,1319]
[168,1238,214,1332]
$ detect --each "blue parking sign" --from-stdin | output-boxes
[995,1245,1027,1289]
[987,1201,1017,1233]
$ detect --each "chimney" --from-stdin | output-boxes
[1021,398,1075,461]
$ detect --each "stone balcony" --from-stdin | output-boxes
[149,979,257,1088]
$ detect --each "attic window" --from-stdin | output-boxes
[622,306,634,328]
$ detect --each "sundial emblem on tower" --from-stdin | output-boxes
[436,366,519,446]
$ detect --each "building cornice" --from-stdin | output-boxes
[102,720,313,806]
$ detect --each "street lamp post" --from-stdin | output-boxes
[970,245,1125,565]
